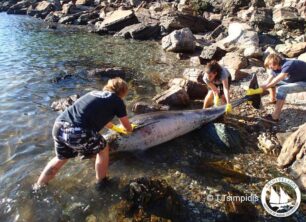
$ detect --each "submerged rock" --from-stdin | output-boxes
[87,67,126,79]
[51,94,80,111]
[199,123,244,154]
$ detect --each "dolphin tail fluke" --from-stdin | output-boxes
[231,73,262,109]
[246,73,262,109]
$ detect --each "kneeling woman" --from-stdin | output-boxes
[202,60,232,113]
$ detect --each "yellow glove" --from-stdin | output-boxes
[110,125,128,135]
[246,88,263,96]
[225,103,232,114]
[214,95,221,107]
[131,123,138,130]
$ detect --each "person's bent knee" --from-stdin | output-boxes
[276,86,288,100]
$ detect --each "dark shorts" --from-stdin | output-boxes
[52,121,107,160]
[215,76,232,96]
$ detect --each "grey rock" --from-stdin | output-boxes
[7,0,32,14]
[132,102,169,114]
[51,94,80,111]
[160,12,217,34]
[200,45,226,61]
[87,67,126,79]
[115,23,160,40]
[153,85,190,107]
[161,28,196,53]
[95,9,139,33]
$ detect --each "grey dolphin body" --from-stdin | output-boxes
[105,74,261,152]
[105,98,248,152]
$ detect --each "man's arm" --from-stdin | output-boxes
[262,73,288,90]
[119,116,132,132]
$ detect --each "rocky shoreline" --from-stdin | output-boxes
[1,0,306,221]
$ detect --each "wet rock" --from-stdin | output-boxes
[182,68,204,83]
[58,12,82,24]
[76,11,99,25]
[217,22,262,58]
[257,132,281,155]
[44,11,61,23]
[62,3,76,15]
[225,190,258,221]
[27,1,54,18]
[161,28,196,53]
[120,177,189,221]
[51,94,80,111]
[7,0,32,15]
[199,123,244,154]
[200,45,226,62]
[153,85,190,107]
[132,102,169,114]
[0,0,18,12]
[160,12,216,34]
[95,9,139,33]
[87,67,126,79]
[220,52,249,81]
[168,78,208,100]
[277,123,306,168]
[275,42,306,58]
[115,23,160,40]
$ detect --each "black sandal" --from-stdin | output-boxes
[259,114,279,124]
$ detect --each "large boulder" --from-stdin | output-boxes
[216,22,262,58]
[182,68,204,83]
[275,42,306,58]
[168,78,208,100]
[273,7,305,31]
[222,0,249,16]
[95,10,139,33]
[27,1,55,18]
[132,102,169,114]
[76,0,94,6]
[200,45,226,62]
[76,11,99,25]
[249,8,274,32]
[219,52,249,81]
[160,12,217,34]
[115,23,160,40]
[161,28,196,53]
[153,85,190,107]
[7,0,32,14]
[87,67,126,79]
[58,12,82,24]
[277,123,306,191]
[0,0,18,12]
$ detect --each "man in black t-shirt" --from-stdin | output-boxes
[35,78,133,190]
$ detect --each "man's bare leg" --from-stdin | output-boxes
[269,87,276,102]
[95,145,109,182]
[272,99,285,120]
[35,157,68,188]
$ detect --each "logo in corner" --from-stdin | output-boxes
[261,177,301,217]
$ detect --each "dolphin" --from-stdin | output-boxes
[105,74,261,152]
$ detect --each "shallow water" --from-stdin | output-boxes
[0,13,193,221]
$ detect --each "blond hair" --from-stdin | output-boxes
[264,54,282,68]
[103,77,128,97]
